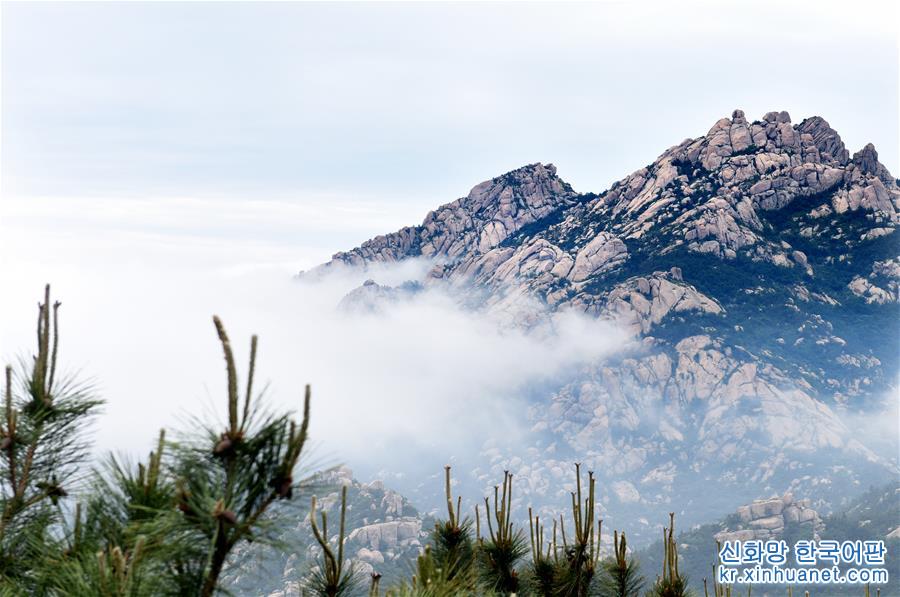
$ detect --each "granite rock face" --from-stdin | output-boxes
[848,257,900,304]
[309,110,899,533]
[715,493,824,543]
[318,162,578,268]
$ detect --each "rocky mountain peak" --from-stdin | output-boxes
[314,109,897,277]
[309,110,898,526]
[797,116,849,166]
[852,142,894,184]
[432,161,570,231]
[311,161,577,270]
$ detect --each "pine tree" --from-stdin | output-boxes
[595,529,644,597]
[521,506,555,596]
[0,288,320,594]
[0,285,102,592]
[305,485,360,596]
[476,470,527,595]
[648,513,693,597]
[431,466,476,588]
[160,315,314,596]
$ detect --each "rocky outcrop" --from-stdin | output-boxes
[599,271,722,335]
[570,233,628,282]
[347,518,423,564]
[848,258,900,304]
[852,143,895,186]
[715,493,824,543]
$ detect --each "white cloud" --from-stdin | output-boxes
[0,197,626,479]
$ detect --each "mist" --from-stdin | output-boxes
[0,195,628,488]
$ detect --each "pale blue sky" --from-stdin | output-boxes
[0,0,898,462]
[4,1,898,213]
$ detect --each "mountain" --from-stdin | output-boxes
[310,110,899,536]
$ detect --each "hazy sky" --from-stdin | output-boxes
[4,2,899,209]
[1,0,898,467]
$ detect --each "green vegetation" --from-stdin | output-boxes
[0,286,314,595]
[305,486,360,596]
[349,464,649,596]
[646,514,691,597]
[595,530,644,597]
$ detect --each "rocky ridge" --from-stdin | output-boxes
[309,110,899,534]
[318,162,578,268]
[714,493,824,543]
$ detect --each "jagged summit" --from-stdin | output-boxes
[315,109,896,273]
[852,142,894,184]
[309,109,899,523]
[314,108,898,333]
[317,160,577,268]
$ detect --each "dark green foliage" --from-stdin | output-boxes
[40,432,189,596]
[395,464,614,597]
[595,530,643,597]
[521,507,555,596]
[647,576,691,597]
[0,285,103,592]
[46,538,152,597]
[1,286,317,596]
[360,467,480,596]
[385,546,473,596]
[430,466,476,588]
[729,143,759,157]
[431,518,477,583]
[596,557,642,597]
[382,464,610,596]
[549,465,604,597]
[521,558,557,596]
[476,471,528,595]
[168,318,314,595]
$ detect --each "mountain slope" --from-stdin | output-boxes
[634,482,900,596]
[310,109,899,533]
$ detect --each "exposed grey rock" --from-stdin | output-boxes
[308,109,899,538]
[716,493,823,543]
[852,143,895,185]
[848,257,900,304]
[570,233,628,282]
[338,279,423,313]
[602,272,722,335]
[312,162,577,271]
